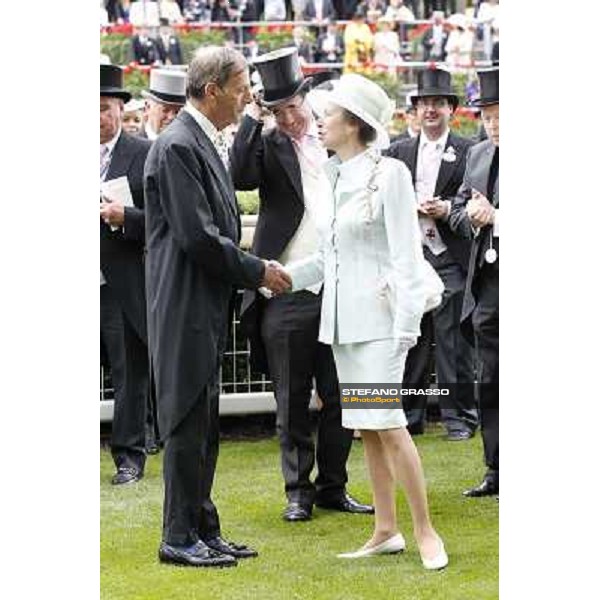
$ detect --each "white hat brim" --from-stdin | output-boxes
[124,98,145,112]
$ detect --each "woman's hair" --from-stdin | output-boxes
[342,109,377,145]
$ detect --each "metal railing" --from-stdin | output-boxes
[100,288,275,421]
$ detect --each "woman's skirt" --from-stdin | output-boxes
[332,338,409,430]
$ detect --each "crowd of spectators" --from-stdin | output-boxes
[102,1,499,70]
[102,1,498,29]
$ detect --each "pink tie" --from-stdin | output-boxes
[293,135,326,172]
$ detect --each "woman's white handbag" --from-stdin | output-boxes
[422,258,444,313]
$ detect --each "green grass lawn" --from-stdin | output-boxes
[101,424,498,600]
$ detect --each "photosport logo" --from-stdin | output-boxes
[339,383,450,409]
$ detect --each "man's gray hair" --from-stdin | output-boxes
[187,46,247,100]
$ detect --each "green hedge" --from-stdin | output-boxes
[236,190,260,215]
[100,33,132,65]
[123,69,150,99]
[100,30,227,67]
[179,29,228,63]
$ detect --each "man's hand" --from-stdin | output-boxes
[419,197,450,220]
[100,199,125,227]
[466,190,495,228]
[261,260,292,295]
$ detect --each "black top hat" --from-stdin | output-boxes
[411,67,459,109]
[471,67,499,107]
[310,70,340,89]
[252,47,312,108]
[100,64,131,102]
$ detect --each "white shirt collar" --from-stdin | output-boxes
[184,100,219,143]
[101,126,122,155]
[324,148,380,186]
[419,128,450,152]
[145,122,159,141]
[306,118,319,141]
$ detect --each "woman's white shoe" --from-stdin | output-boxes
[337,533,406,559]
[421,539,448,571]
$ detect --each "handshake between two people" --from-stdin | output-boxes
[260,260,292,298]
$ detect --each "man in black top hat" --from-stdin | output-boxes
[231,48,373,522]
[449,67,499,497]
[100,64,152,485]
[387,67,478,441]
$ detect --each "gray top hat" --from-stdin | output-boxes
[141,69,187,105]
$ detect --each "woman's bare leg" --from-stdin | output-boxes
[359,430,399,547]
[378,427,443,560]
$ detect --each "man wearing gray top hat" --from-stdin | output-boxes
[138,68,187,454]
[231,48,373,523]
[139,68,186,141]
[100,64,152,485]
[450,67,499,498]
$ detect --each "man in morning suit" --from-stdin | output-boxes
[137,67,186,454]
[449,67,499,497]
[231,48,373,522]
[100,64,152,485]
[144,46,291,568]
[386,67,478,440]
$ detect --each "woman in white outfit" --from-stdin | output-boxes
[286,74,448,570]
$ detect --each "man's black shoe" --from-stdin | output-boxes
[282,502,312,522]
[407,423,425,436]
[205,537,258,559]
[315,493,374,514]
[158,541,237,568]
[111,466,142,485]
[463,477,498,497]
[446,430,474,442]
[146,441,160,455]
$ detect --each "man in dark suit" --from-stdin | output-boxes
[449,67,499,497]
[422,11,448,61]
[144,46,291,568]
[386,68,477,440]
[315,21,344,64]
[100,64,152,485]
[303,0,336,21]
[138,68,186,453]
[231,49,373,523]
[131,26,160,65]
[154,19,184,65]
